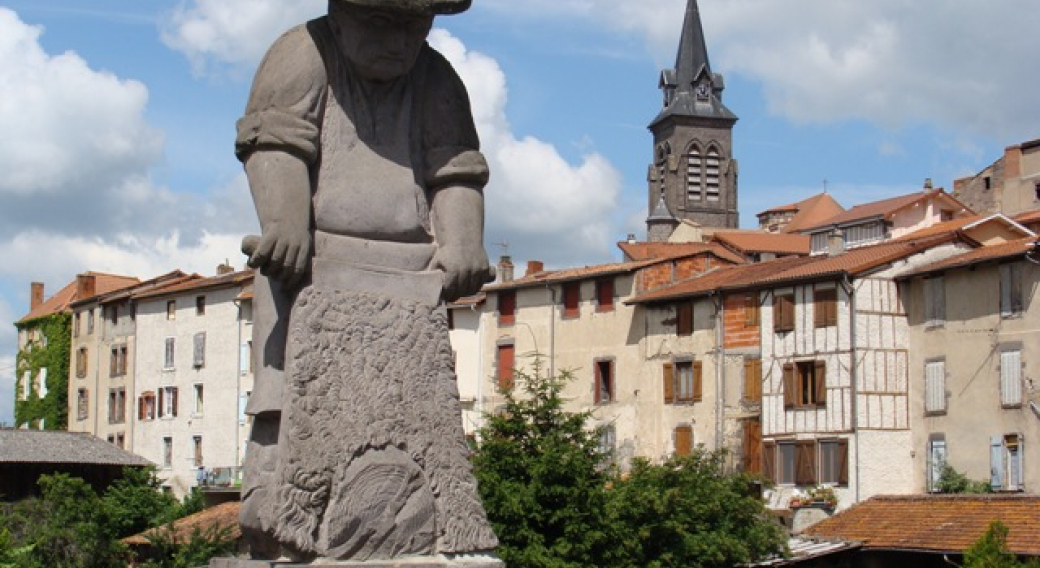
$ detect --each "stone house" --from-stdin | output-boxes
[953,138,1040,217]
[898,237,1040,493]
[130,269,254,497]
[66,270,190,449]
[14,272,139,430]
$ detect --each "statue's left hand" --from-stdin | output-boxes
[432,245,491,302]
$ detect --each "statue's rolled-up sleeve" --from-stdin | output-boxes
[235,24,327,165]
[422,49,490,189]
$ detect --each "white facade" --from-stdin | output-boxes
[132,277,253,497]
[448,303,486,436]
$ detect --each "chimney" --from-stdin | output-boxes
[923,178,933,190]
[497,255,514,283]
[217,261,234,276]
[30,282,44,310]
[626,233,637,245]
[76,274,97,300]
[827,229,845,257]
[525,260,544,277]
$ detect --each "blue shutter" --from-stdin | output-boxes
[990,436,1004,490]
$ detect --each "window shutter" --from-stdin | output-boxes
[663,362,675,404]
[744,359,762,402]
[783,363,796,408]
[172,387,179,417]
[193,332,206,367]
[796,441,817,486]
[138,397,145,420]
[814,360,827,407]
[814,291,825,328]
[1000,350,1022,406]
[1011,264,1023,314]
[745,293,759,326]
[158,388,165,417]
[990,435,1004,490]
[674,425,693,456]
[1000,264,1012,316]
[838,439,849,486]
[677,303,693,336]
[693,361,703,402]
[1012,434,1023,490]
[763,442,776,484]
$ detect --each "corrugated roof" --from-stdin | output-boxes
[629,232,960,304]
[802,494,1040,555]
[18,272,140,324]
[617,241,747,265]
[132,270,254,301]
[0,429,152,467]
[800,190,971,234]
[712,231,811,256]
[123,501,241,546]
[899,238,1037,278]
[483,260,658,292]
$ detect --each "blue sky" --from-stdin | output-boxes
[2,0,1040,424]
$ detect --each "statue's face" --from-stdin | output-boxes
[331,3,434,82]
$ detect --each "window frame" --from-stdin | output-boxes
[562,281,581,319]
[166,300,176,320]
[159,386,178,419]
[195,295,206,316]
[783,360,826,409]
[496,342,515,390]
[595,278,615,312]
[593,358,615,404]
[999,349,1023,408]
[164,337,175,370]
[497,291,516,326]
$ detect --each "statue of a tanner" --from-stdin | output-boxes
[232,0,498,562]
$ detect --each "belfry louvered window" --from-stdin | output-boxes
[705,148,720,202]
[686,147,703,202]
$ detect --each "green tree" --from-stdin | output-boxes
[605,451,786,568]
[139,523,236,568]
[473,363,613,568]
[102,467,181,538]
[963,520,1040,568]
[935,462,992,494]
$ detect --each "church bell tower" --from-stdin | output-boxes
[646,0,738,240]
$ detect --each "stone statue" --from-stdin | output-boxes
[218,1,499,565]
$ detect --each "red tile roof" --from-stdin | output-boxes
[617,241,747,265]
[802,494,1040,555]
[800,190,972,233]
[900,237,1038,278]
[18,272,140,324]
[483,260,658,292]
[448,293,486,308]
[69,270,191,308]
[758,193,846,234]
[628,232,962,304]
[711,231,811,256]
[123,501,241,546]
[1014,208,1040,226]
[131,270,253,301]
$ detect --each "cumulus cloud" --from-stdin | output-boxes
[0,355,13,426]
[481,0,1040,142]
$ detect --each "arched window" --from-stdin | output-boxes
[686,146,703,202]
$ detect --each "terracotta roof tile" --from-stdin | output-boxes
[762,193,846,234]
[629,233,960,304]
[803,494,1040,555]
[900,238,1037,278]
[18,272,140,323]
[800,190,971,233]
[448,293,486,308]
[484,260,658,292]
[712,231,811,256]
[131,270,254,301]
[1014,208,1040,225]
[123,501,241,546]
[617,241,746,265]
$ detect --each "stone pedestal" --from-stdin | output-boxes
[210,555,504,568]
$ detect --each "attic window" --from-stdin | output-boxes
[984,176,992,190]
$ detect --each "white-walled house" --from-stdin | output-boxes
[131,269,254,497]
[447,294,488,436]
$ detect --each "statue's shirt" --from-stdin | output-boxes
[235,16,488,247]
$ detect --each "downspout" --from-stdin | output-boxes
[714,291,724,452]
[545,283,557,378]
[841,274,860,503]
[92,305,101,436]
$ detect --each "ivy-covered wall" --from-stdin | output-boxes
[14,312,71,430]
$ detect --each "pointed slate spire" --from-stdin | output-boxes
[647,191,680,241]
[649,0,736,127]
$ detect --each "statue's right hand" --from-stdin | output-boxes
[243,228,311,288]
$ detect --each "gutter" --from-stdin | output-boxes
[713,291,724,451]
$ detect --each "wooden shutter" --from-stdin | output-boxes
[693,361,703,402]
[596,279,614,311]
[837,439,849,486]
[171,387,179,417]
[663,362,675,403]
[677,303,693,336]
[814,360,827,407]
[743,419,763,474]
[774,294,794,332]
[1000,350,1022,406]
[990,436,1004,490]
[674,425,693,456]
[795,441,817,486]
[744,359,762,402]
[138,396,145,420]
[497,344,515,390]
[814,288,837,328]
[563,282,580,318]
[498,291,515,325]
[158,388,165,418]
[782,363,796,408]
[744,293,759,326]
[762,442,776,483]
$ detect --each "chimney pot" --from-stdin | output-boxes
[76,274,97,300]
[924,178,933,190]
[30,282,44,310]
[827,229,845,257]
[627,233,637,244]
[525,260,544,277]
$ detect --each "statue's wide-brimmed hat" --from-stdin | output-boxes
[337,0,472,15]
